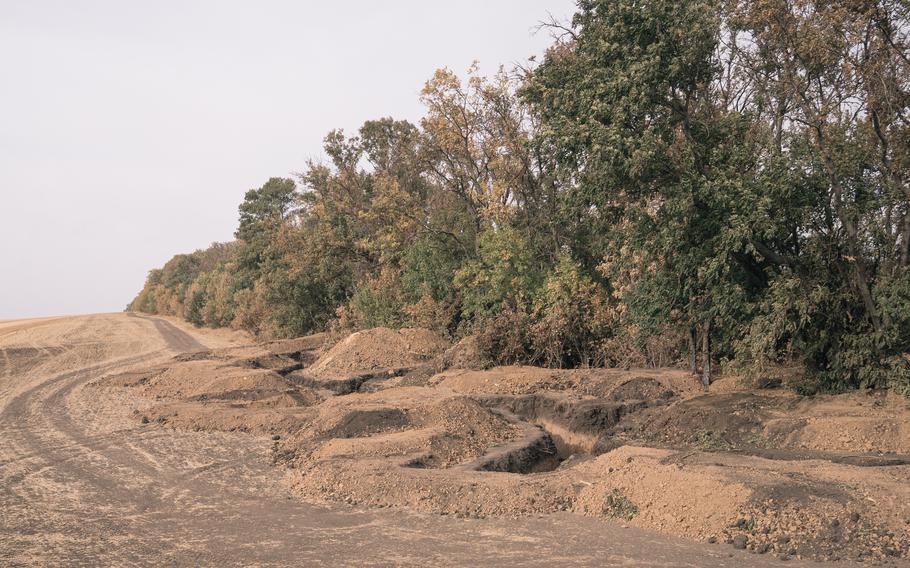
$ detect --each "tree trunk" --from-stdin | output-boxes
[689,326,698,376]
[701,321,711,390]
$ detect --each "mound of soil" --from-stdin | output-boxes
[101,360,292,400]
[101,324,910,563]
[96,333,331,437]
[431,366,701,399]
[618,389,910,457]
[307,328,449,379]
[435,335,489,371]
[144,398,317,434]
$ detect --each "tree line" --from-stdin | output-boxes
[130,0,910,394]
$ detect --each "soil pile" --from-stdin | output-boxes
[307,327,449,378]
[434,335,489,371]
[99,325,910,563]
[431,366,702,398]
[621,389,910,457]
[95,333,328,435]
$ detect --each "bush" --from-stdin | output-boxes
[184,289,207,326]
[735,271,910,395]
[530,253,611,367]
[405,291,459,336]
[475,304,535,365]
[401,236,463,303]
[455,225,542,321]
[345,268,408,329]
[601,489,638,521]
[232,286,268,336]
[201,270,237,327]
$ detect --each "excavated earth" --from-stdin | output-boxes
[3,314,910,566]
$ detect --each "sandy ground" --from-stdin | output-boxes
[0,313,816,567]
[85,320,910,565]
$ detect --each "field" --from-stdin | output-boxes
[1,313,907,566]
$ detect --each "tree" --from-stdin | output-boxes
[235,177,297,276]
[525,0,758,385]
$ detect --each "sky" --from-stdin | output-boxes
[0,0,575,320]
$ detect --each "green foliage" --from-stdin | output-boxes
[129,2,910,396]
[531,253,611,367]
[400,237,462,303]
[454,225,542,321]
[346,269,409,329]
[601,489,638,521]
[184,288,206,327]
[236,177,297,244]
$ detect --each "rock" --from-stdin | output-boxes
[850,512,861,523]
[732,535,748,550]
[140,415,149,424]
[707,536,717,544]
[272,434,281,441]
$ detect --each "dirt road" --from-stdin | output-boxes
[0,313,812,566]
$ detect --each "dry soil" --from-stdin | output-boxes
[0,313,833,567]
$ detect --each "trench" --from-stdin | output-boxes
[454,393,662,475]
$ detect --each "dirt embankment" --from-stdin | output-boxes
[94,326,910,564]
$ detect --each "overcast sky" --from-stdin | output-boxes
[0,0,574,320]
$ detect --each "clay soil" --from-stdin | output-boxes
[2,314,908,566]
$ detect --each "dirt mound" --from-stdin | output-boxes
[95,332,331,437]
[430,366,699,399]
[619,389,910,458]
[101,360,291,400]
[608,377,675,401]
[144,398,316,434]
[260,333,328,357]
[624,392,776,450]
[775,390,910,454]
[307,327,448,379]
[435,335,489,371]
[100,322,910,563]
[412,396,521,467]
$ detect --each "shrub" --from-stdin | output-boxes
[405,291,459,337]
[232,286,268,336]
[184,289,207,326]
[346,268,408,329]
[401,236,463,303]
[474,304,535,366]
[601,489,638,521]
[530,253,611,367]
[455,225,542,321]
